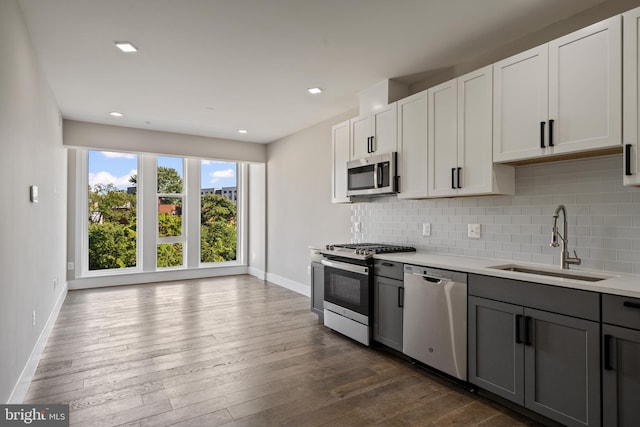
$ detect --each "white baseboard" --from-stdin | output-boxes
[266,273,310,297]
[8,282,68,404]
[248,266,266,280]
[69,265,248,290]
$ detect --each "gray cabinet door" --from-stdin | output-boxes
[373,276,403,351]
[603,324,640,427]
[310,262,324,318]
[468,296,525,405]
[524,308,601,427]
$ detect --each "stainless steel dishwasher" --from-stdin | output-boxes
[403,264,468,381]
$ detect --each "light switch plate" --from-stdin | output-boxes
[354,222,361,233]
[422,223,431,237]
[468,223,481,239]
[30,185,38,203]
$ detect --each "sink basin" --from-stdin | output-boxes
[489,264,612,282]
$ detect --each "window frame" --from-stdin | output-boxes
[76,150,246,278]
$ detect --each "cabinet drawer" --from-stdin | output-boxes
[603,294,640,330]
[469,274,600,321]
[374,259,404,280]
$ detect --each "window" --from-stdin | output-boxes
[79,150,245,277]
[87,150,138,271]
[157,156,184,268]
[200,161,237,263]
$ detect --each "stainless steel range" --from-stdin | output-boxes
[320,243,415,345]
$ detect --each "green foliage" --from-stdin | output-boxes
[158,212,183,237]
[157,243,183,268]
[88,221,136,270]
[88,168,237,271]
[200,194,237,263]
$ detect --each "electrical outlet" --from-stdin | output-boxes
[468,223,481,239]
[32,310,36,327]
[422,223,431,237]
[354,222,361,233]
[67,262,74,271]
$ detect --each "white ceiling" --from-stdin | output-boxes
[18,0,608,144]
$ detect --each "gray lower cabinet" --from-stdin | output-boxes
[310,261,324,319]
[468,274,601,427]
[373,259,404,351]
[602,294,640,426]
[468,296,524,404]
[373,275,403,351]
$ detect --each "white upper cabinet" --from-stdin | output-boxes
[350,103,398,160]
[493,45,549,162]
[623,7,640,186]
[429,66,514,198]
[397,90,428,199]
[494,16,621,163]
[331,120,351,203]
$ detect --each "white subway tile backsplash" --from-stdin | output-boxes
[352,155,640,274]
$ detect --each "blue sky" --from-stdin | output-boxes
[88,151,237,190]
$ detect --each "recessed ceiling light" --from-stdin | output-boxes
[108,111,124,117]
[308,87,322,94]
[115,42,138,53]
[238,129,248,134]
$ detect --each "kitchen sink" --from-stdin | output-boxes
[489,264,612,282]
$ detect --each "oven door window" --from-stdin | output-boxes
[348,164,375,191]
[324,266,369,316]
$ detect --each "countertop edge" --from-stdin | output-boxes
[373,252,640,299]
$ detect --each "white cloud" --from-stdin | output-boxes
[89,169,137,188]
[101,151,136,159]
[209,168,235,184]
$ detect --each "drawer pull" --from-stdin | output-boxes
[381,262,394,267]
[604,334,615,371]
[515,314,523,344]
[623,301,640,310]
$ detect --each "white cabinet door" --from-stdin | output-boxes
[457,65,494,196]
[331,120,351,203]
[428,79,458,197]
[548,15,621,155]
[350,114,372,160]
[372,103,398,155]
[493,45,549,162]
[623,7,640,186]
[397,91,428,199]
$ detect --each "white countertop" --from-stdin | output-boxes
[374,252,640,299]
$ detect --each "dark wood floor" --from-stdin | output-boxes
[24,275,538,426]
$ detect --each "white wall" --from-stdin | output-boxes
[266,112,354,293]
[248,163,266,278]
[0,0,67,403]
[64,120,267,163]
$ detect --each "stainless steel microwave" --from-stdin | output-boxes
[347,152,398,197]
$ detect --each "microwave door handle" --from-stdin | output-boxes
[373,163,379,189]
[377,163,384,187]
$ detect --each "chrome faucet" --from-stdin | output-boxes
[550,205,581,269]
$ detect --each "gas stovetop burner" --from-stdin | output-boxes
[323,243,416,258]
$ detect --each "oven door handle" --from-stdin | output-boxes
[321,259,369,275]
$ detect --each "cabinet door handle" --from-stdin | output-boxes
[524,316,533,346]
[548,119,554,147]
[625,144,633,176]
[398,287,404,308]
[366,137,371,153]
[515,314,523,344]
[604,334,615,371]
[540,121,546,148]
[371,136,375,153]
[451,168,456,189]
[457,167,462,189]
[623,301,640,310]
